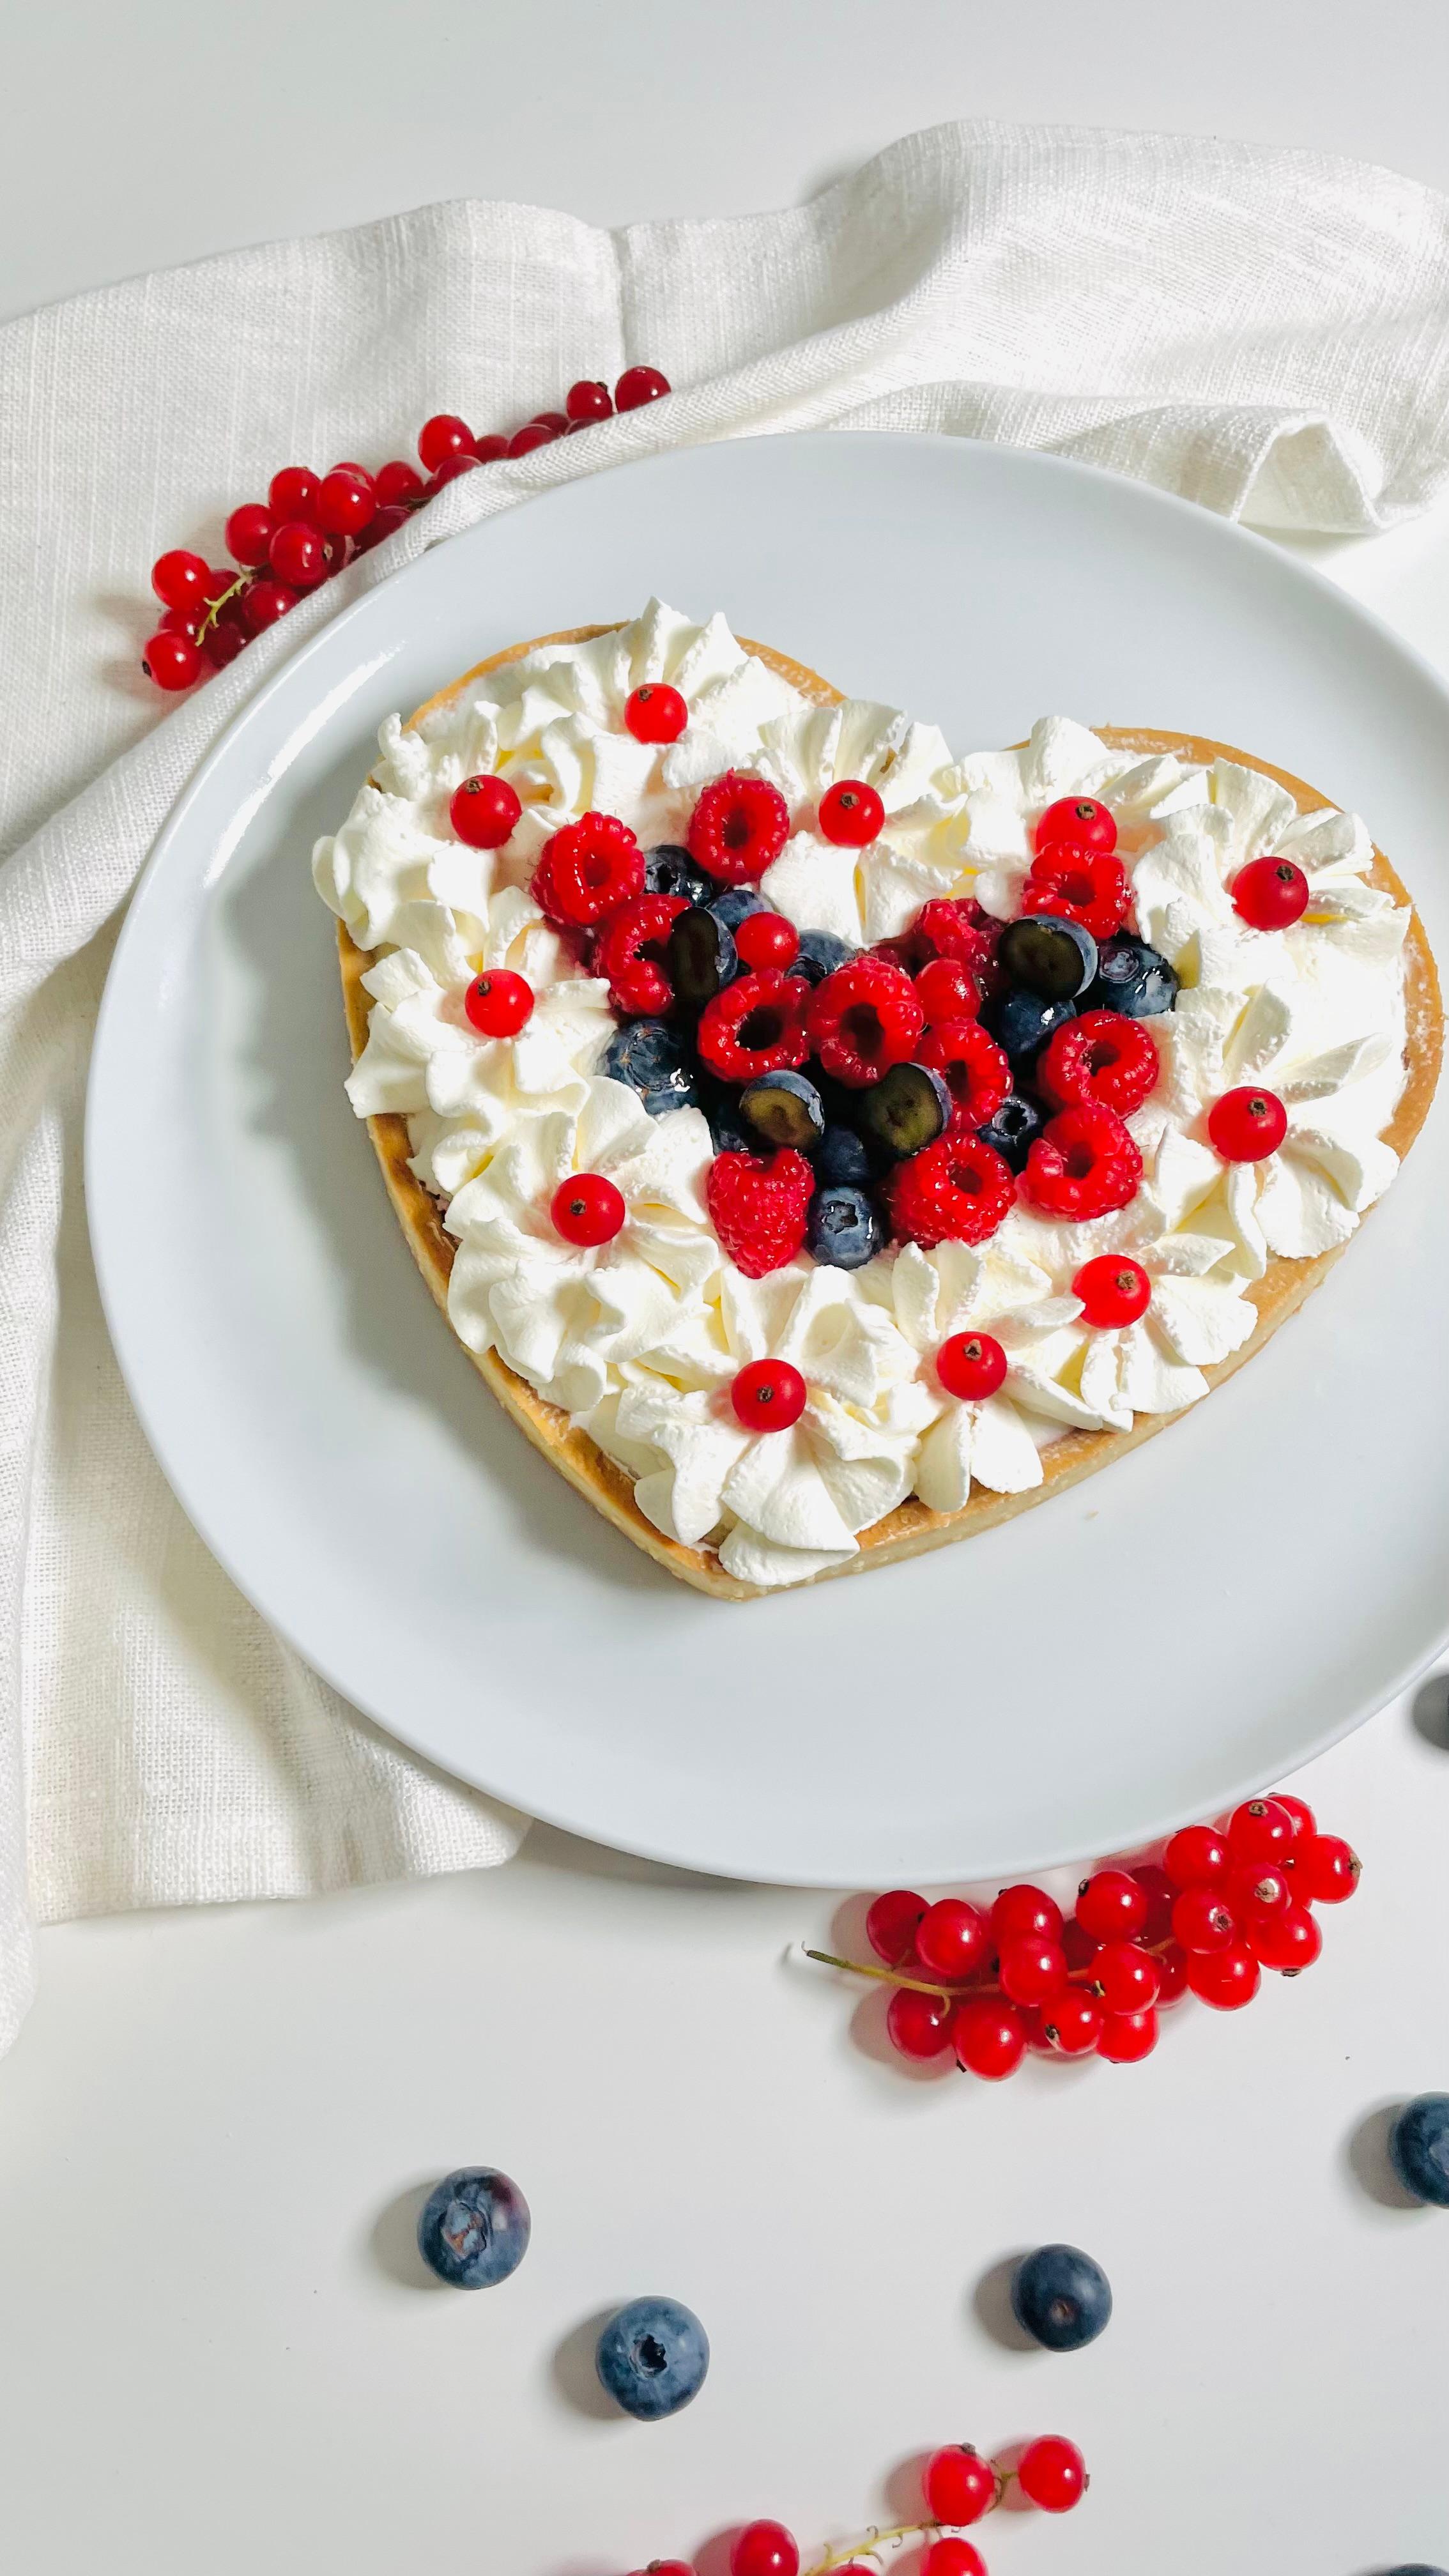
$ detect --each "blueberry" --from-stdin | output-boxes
[694,1074,753,1153]
[856,1061,951,1159]
[808,1184,883,1269]
[1381,2565,1449,2573]
[595,2296,709,2421]
[1088,934,1179,1019]
[983,989,1078,1063]
[1009,2244,1112,2351]
[998,914,1098,1001]
[740,1069,825,1151]
[978,1091,1045,1172]
[1388,2094,1449,2207]
[645,843,714,907]
[707,886,767,933]
[816,1123,872,1186]
[668,906,738,1009]
[417,2168,531,2288]
[603,1018,698,1117]
[791,928,859,987]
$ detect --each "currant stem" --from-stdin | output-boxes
[803,1938,1174,2005]
[195,572,250,643]
[802,2520,942,2573]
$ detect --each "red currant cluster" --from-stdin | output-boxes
[138,367,671,693]
[626,2435,1087,2576]
[808,1795,1360,2076]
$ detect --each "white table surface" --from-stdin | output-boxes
[4,13,1449,2575]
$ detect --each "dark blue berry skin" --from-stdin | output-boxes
[739,1069,825,1151]
[1388,2096,1449,2207]
[1010,2244,1113,2351]
[707,886,767,933]
[645,844,714,907]
[816,1124,872,1186]
[668,907,738,1009]
[595,2297,710,2420]
[602,1018,698,1117]
[1088,935,1179,1019]
[791,928,858,987]
[417,2168,531,2288]
[978,1091,1045,1172]
[983,989,1078,1064]
[999,914,1098,1002]
[808,1184,882,1269]
[1381,2565,1449,2573]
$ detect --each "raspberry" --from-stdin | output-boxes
[687,772,791,884]
[1038,1008,1159,1115]
[1023,848,1131,941]
[696,970,811,1082]
[707,1149,813,1276]
[806,956,924,1087]
[536,812,643,926]
[885,1136,1015,1249]
[1021,1103,1142,1219]
[912,896,999,977]
[917,1019,1011,1132]
[594,892,688,1015]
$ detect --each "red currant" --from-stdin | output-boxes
[922,2543,986,2576]
[222,505,275,569]
[992,1885,1063,1945]
[916,1897,992,1982]
[1072,1255,1151,1329]
[1037,1991,1103,2055]
[508,422,558,456]
[431,451,481,486]
[818,779,885,847]
[471,434,509,462]
[624,682,688,745]
[1273,1792,1316,1838]
[159,603,203,640]
[923,2445,999,2526]
[1186,1942,1261,2009]
[150,549,211,612]
[866,1888,927,1966]
[1208,1087,1287,1161]
[1130,1863,1176,1943]
[1246,1901,1322,1971]
[1089,1939,1160,2012]
[417,414,475,472]
[730,2522,798,2576]
[1156,1943,1190,2002]
[734,912,799,972]
[243,579,298,631]
[935,1331,1008,1403]
[566,378,614,422]
[450,774,522,849]
[1172,1886,1238,1953]
[354,504,410,553]
[616,365,671,410]
[1098,2005,1159,2062]
[1288,1832,1361,1903]
[1036,795,1116,855]
[315,468,377,536]
[374,459,424,507]
[268,466,319,523]
[551,1174,627,1248]
[953,1995,1027,2079]
[201,621,245,671]
[141,629,201,691]
[999,1933,1068,2008]
[729,1359,808,1433]
[886,1986,954,2059]
[528,412,570,435]
[629,2563,694,2576]
[1226,1798,1296,1864]
[1163,1824,1229,1890]
[917,957,980,1024]
[464,970,533,1038]
[1232,855,1310,930]
[1225,1862,1291,1920]
[1018,2435,1087,2513]
[268,521,328,590]
[1074,1868,1149,1942]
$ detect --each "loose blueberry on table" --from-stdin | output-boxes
[1388,2094,1449,2206]
[415,2166,530,2287]
[595,2296,710,2420]
[1010,2244,1113,2350]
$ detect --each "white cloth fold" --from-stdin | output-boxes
[4,116,1449,2057]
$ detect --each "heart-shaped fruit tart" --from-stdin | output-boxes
[314,598,1441,1597]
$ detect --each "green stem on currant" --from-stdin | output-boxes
[195,572,250,643]
[802,1938,1176,2006]
[802,2520,942,2573]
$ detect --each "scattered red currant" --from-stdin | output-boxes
[624,682,687,744]
[818,780,885,846]
[992,1884,1063,1945]
[1017,2435,1087,2513]
[1288,1832,1361,1903]
[1208,1086,1287,1161]
[450,774,522,849]
[1072,1255,1151,1329]
[936,1331,1008,1403]
[464,970,533,1038]
[1036,795,1116,854]
[1186,1943,1261,2009]
[916,1897,992,1981]
[150,548,211,611]
[141,629,201,691]
[730,1360,808,1434]
[923,2445,999,2526]
[1232,855,1310,929]
[566,378,613,422]
[953,1996,1027,2080]
[551,1174,627,1248]
[729,2522,798,2576]
[886,1987,954,2060]
[866,1888,927,1966]
[734,912,800,972]
[1075,1869,1149,1942]
[616,365,671,410]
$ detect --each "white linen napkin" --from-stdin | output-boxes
[4,118,1449,2059]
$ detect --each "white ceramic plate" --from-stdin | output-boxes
[88,434,1449,1885]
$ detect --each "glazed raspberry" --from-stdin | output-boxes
[1021,1103,1142,1219]
[916,1896,991,1981]
[885,1137,1015,1249]
[615,365,671,410]
[1186,1943,1261,2009]
[730,1358,808,1432]
[594,893,689,1015]
[707,1148,814,1276]
[866,1887,928,1966]
[539,813,645,926]
[374,459,425,507]
[268,466,319,523]
[450,774,522,849]
[314,467,376,537]
[1023,848,1131,941]
[1288,1831,1361,1902]
[268,520,328,589]
[1232,854,1310,929]
[1072,1254,1151,1328]
[688,772,791,884]
[417,413,475,471]
[464,969,533,1038]
[923,2444,999,2525]
[141,630,201,690]
[953,1995,1027,2078]
[1036,794,1117,855]
[565,378,613,422]
[734,911,799,972]
[697,971,811,1083]
[222,504,275,569]
[243,579,297,631]
[1038,1991,1104,2055]
[818,779,885,846]
[885,1986,954,2058]
[1039,1008,1158,1116]
[992,1884,1063,1944]
[625,682,687,745]
[935,1330,1008,1402]
[150,548,211,611]
[806,957,924,1087]
[918,1020,1011,1132]
[916,956,980,1023]
[1018,2436,1087,2513]
[1208,1086,1287,1162]
[912,898,1000,983]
